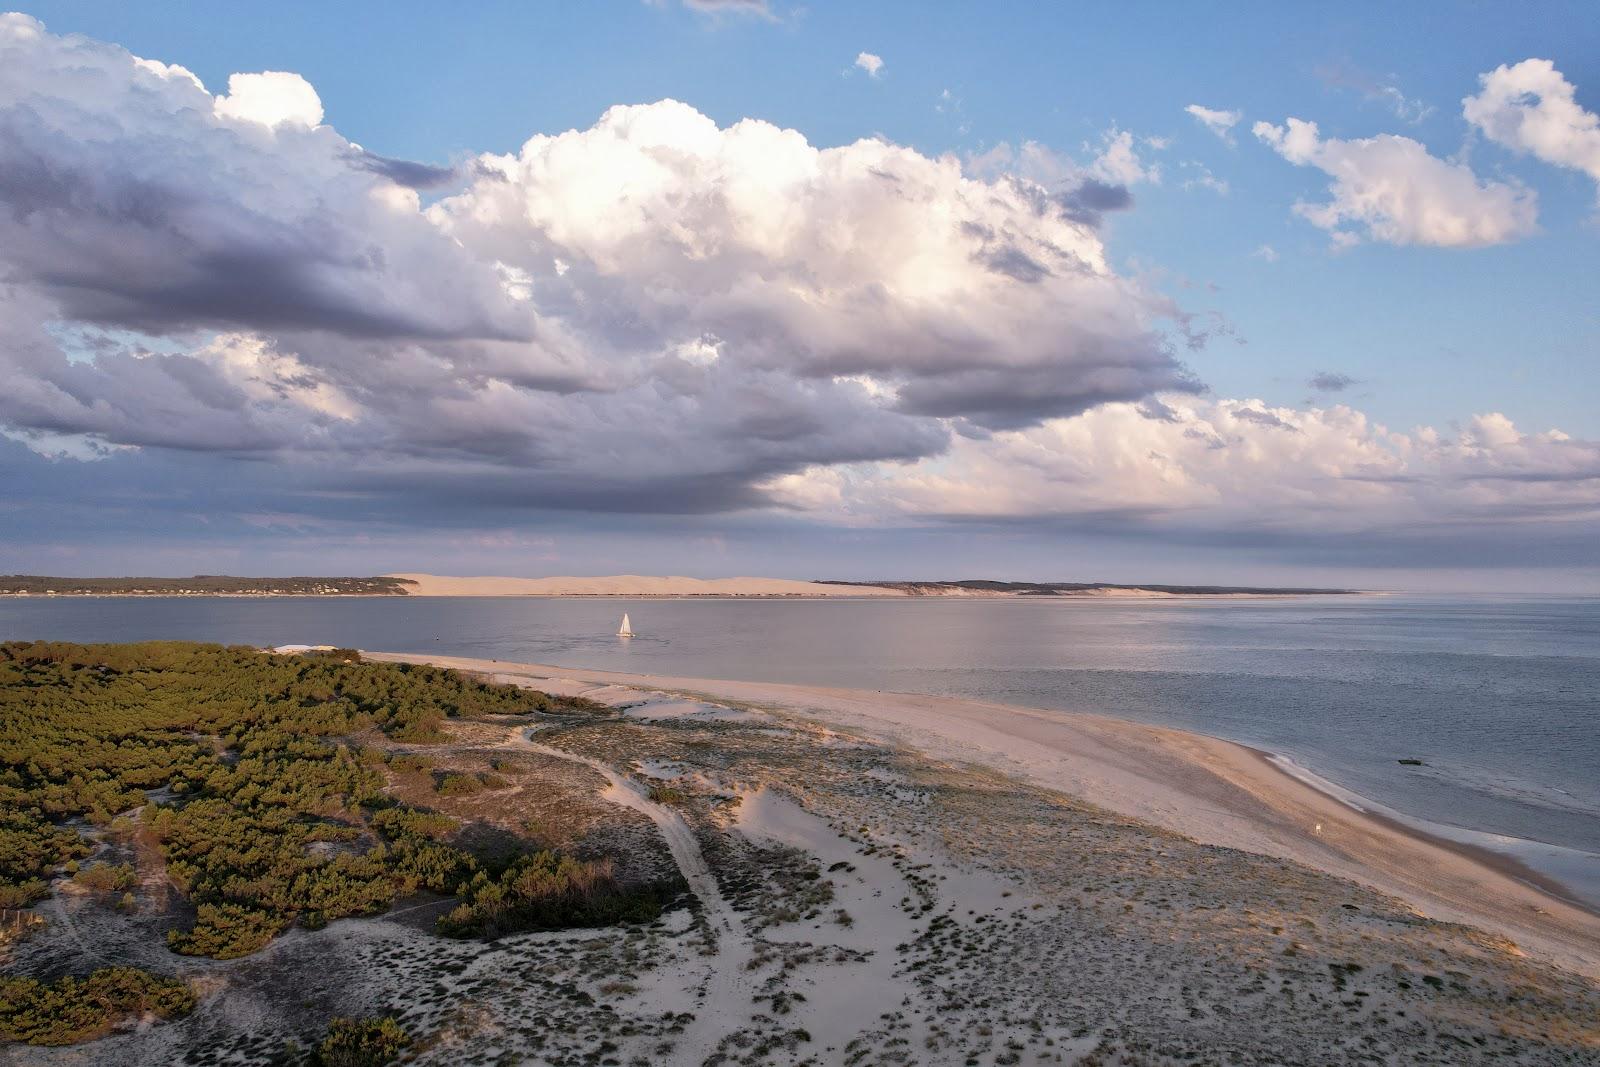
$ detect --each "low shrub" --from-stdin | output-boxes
[72,862,137,893]
[433,773,481,797]
[314,1015,411,1066]
[369,807,456,842]
[385,753,433,775]
[647,784,689,805]
[437,851,663,938]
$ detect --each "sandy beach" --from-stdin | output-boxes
[369,651,1600,980]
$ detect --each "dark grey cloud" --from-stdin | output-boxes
[37,243,515,342]
[1309,371,1359,393]
[897,360,1202,431]
[894,494,1600,572]
[350,150,459,190]
[991,174,1135,230]
[0,25,522,343]
[1054,178,1134,226]
[1462,468,1600,485]
[979,246,1052,283]
[1232,407,1300,432]
[1136,398,1184,423]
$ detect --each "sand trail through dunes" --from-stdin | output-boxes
[510,731,737,943]
[505,728,755,1062]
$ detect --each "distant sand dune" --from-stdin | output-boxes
[386,573,907,597]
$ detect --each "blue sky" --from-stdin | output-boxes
[1,3,1597,588]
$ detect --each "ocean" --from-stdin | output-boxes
[4,593,1596,899]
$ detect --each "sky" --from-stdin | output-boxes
[0,2,1597,590]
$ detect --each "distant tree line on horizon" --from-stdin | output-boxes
[817,579,1358,595]
[0,576,416,596]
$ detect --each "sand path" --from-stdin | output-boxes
[504,727,754,1061]
[373,652,1600,980]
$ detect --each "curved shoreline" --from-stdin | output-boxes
[1255,750,1599,916]
[368,650,1600,979]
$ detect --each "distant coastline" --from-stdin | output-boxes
[0,575,415,597]
[0,572,1364,598]
[813,579,1361,598]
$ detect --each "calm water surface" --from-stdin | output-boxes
[4,594,1596,864]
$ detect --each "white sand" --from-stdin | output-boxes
[387,573,907,597]
[620,698,762,724]
[369,652,1600,979]
[730,785,928,1052]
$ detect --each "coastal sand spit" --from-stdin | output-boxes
[368,651,1600,980]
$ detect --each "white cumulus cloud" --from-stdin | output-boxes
[1464,58,1600,195]
[213,70,324,129]
[1185,104,1242,143]
[1253,117,1538,248]
[854,52,883,78]
[1088,128,1161,185]
[430,100,1191,432]
[765,399,1600,538]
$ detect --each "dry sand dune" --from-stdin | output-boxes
[387,573,907,597]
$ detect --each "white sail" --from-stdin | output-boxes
[617,613,634,637]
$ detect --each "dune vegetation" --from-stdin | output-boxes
[0,641,659,1047]
[0,967,196,1047]
[312,1014,412,1066]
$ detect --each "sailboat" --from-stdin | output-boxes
[617,613,634,638]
